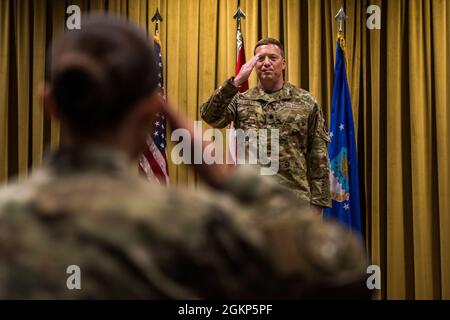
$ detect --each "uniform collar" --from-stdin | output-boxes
[44,145,131,177]
[246,81,294,102]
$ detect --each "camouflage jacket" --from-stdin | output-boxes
[200,78,331,208]
[0,146,366,299]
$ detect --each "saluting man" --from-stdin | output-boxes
[201,38,331,213]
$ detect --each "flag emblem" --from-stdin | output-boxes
[329,147,350,203]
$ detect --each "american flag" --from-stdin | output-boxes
[139,37,169,184]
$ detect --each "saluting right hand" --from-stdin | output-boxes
[233,53,261,87]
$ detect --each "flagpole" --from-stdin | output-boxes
[334,6,348,64]
[151,8,163,42]
[233,6,247,90]
[233,6,245,33]
[325,6,362,233]
[334,6,347,34]
[227,5,248,167]
[138,8,169,184]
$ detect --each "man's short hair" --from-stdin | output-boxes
[254,38,285,58]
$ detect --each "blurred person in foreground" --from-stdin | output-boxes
[0,14,369,299]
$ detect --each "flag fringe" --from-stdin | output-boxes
[154,33,161,46]
[337,33,348,69]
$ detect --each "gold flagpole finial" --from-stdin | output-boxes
[233,7,246,32]
[335,6,347,34]
[151,8,163,37]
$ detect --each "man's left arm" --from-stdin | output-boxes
[307,103,332,208]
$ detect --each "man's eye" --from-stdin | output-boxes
[258,57,265,61]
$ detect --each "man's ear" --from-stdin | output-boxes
[41,83,61,119]
[282,58,286,70]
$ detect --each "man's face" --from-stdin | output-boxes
[254,44,286,83]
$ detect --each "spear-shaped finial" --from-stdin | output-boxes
[233,7,246,32]
[335,6,347,33]
[151,8,163,35]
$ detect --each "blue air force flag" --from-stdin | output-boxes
[323,35,362,233]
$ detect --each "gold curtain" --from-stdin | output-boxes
[0,0,449,299]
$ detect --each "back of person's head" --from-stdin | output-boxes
[46,14,159,135]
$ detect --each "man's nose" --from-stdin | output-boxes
[263,57,271,66]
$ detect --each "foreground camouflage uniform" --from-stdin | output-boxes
[0,146,366,299]
[201,78,331,207]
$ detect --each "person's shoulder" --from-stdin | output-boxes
[78,172,251,236]
[258,211,368,297]
[287,83,319,107]
[239,86,262,100]
[0,166,238,227]
[0,170,50,219]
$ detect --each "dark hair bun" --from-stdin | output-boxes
[48,14,159,133]
[52,53,111,129]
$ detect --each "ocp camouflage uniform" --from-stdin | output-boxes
[0,146,366,299]
[200,78,331,208]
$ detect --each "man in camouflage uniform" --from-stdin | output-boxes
[201,38,331,212]
[0,16,367,299]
